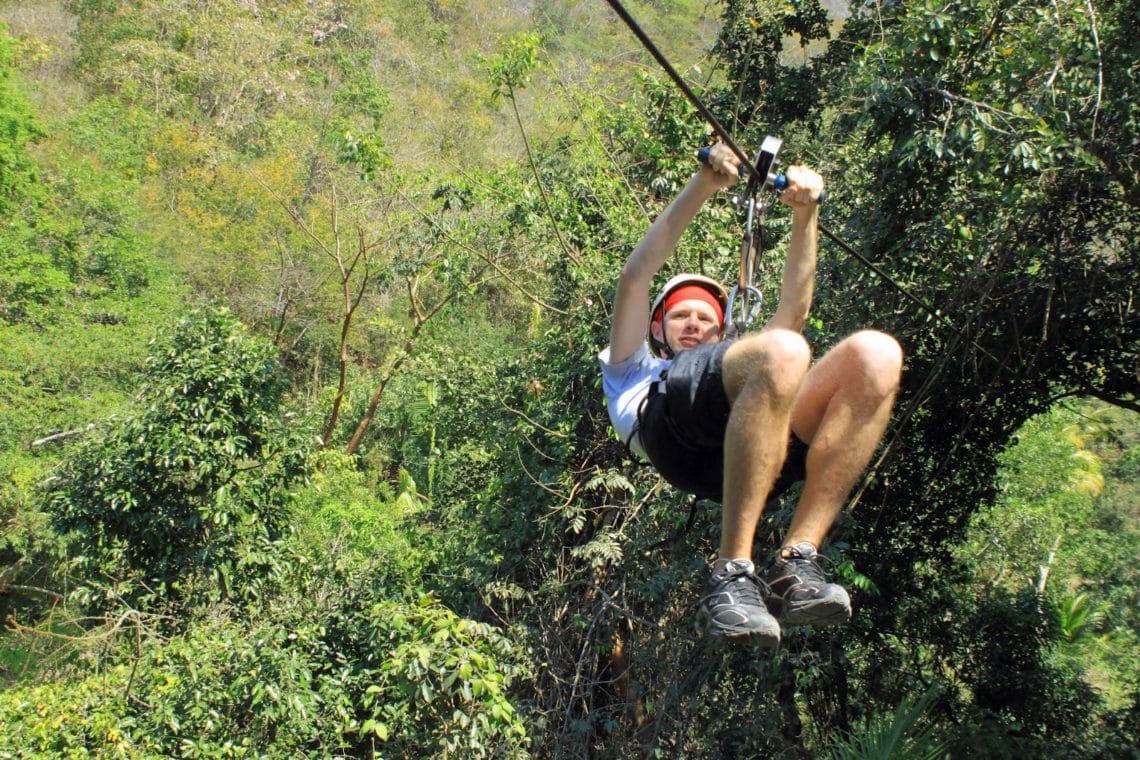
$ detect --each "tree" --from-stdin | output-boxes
[47,306,311,611]
[701,0,1138,751]
[0,24,58,324]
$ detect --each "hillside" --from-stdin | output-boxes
[4,0,721,165]
[0,0,1136,757]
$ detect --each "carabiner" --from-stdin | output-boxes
[725,284,763,338]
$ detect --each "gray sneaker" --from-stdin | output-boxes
[697,560,781,647]
[762,542,852,626]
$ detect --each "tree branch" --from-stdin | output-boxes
[395,188,569,316]
[30,425,95,448]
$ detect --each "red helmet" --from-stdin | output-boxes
[648,273,728,358]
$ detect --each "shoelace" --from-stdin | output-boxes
[716,570,772,607]
[781,551,833,587]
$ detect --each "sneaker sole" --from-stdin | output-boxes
[780,601,851,627]
[696,612,781,648]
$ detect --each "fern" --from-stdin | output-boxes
[834,558,880,596]
[826,688,946,760]
[1056,592,1103,643]
[583,469,635,496]
[570,531,624,569]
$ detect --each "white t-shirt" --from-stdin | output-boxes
[598,342,670,458]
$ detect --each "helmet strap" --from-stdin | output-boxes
[649,319,675,359]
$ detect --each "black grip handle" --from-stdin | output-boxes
[697,146,825,204]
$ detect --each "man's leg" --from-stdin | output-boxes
[719,328,812,558]
[763,330,903,625]
[786,330,903,547]
[697,328,810,642]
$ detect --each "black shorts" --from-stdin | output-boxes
[636,341,808,502]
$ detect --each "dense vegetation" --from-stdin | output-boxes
[1,0,1136,756]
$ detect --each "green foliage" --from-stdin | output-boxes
[832,555,879,596]
[0,71,153,325]
[136,610,344,755]
[0,671,141,757]
[0,23,54,324]
[37,145,152,298]
[460,4,1138,753]
[933,402,1140,751]
[961,403,1138,715]
[825,688,945,760]
[329,48,393,130]
[64,97,159,180]
[46,306,312,611]
[0,575,532,758]
[291,449,428,587]
[965,407,1103,591]
[0,23,43,212]
[1056,592,1104,643]
[337,130,390,181]
[0,19,189,637]
[484,31,544,101]
[958,589,1087,727]
[790,2,1139,750]
[359,595,531,757]
[712,0,832,129]
[601,71,717,200]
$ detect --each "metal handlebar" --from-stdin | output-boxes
[697,143,826,205]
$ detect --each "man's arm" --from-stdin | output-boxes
[609,146,740,364]
[764,165,824,333]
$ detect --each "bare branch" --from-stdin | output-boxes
[247,169,336,257]
[931,88,1018,135]
[507,85,584,267]
[30,424,95,448]
[1085,0,1104,139]
[1,584,65,602]
[395,188,569,316]
[497,395,569,438]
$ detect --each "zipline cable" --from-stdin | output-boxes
[602,0,996,354]
[603,0,757,175]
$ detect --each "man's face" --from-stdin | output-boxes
[651,298,722,354]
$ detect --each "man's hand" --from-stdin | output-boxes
[778,165,824,210]
[699,143,742,192]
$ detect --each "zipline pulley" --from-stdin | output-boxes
[702,136,785,337]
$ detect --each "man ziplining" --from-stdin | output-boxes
[598,143,904,647]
